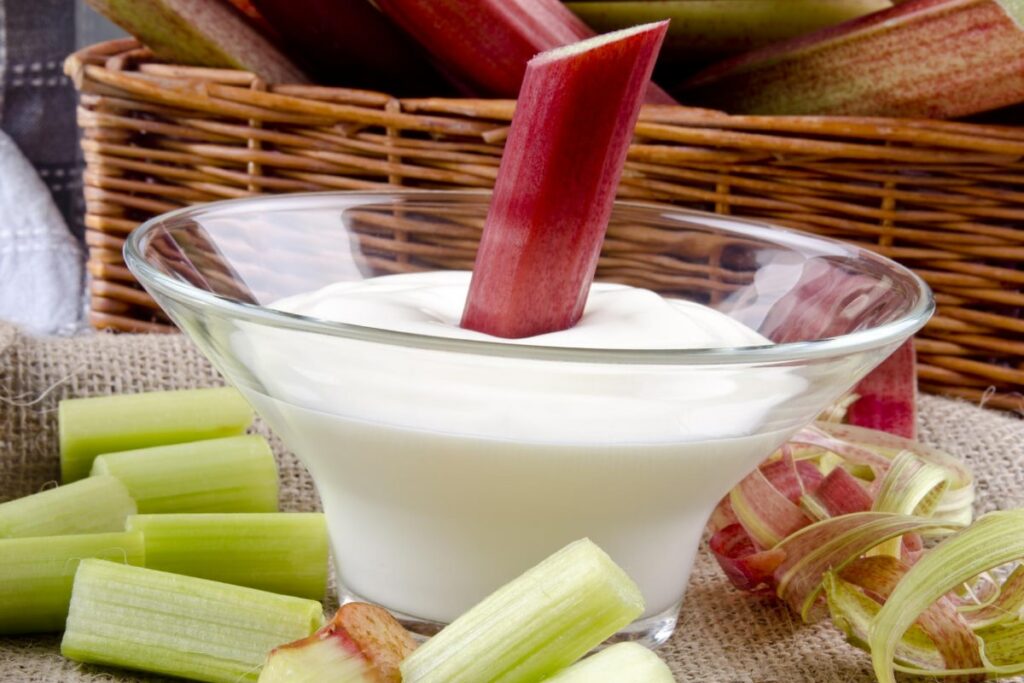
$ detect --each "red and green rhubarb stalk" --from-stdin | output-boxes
[373,0,675,103]
[85,0,307,83]
[260,603,417,683]
[847,340,919,439]
[677,0,1024,118]
[460,22,668,338]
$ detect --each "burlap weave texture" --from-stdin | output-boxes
[1,322,1022,682]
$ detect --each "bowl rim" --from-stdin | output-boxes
[125,190,934,366]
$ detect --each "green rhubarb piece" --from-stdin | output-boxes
[0,475,135,538]
[61,559,325,683]
[567,0,890,64]
[85,0,307,83]
[0,532,144,634]
[400,538,644,683]
[90,434,278,513]
[546,642,675,683]
[60,387,253,482]
[126,513,328,599]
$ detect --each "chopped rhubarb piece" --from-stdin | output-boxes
[0,532,144,634]
[460,23,668,338]
[59,386,253,482]
[847,340,918,439]
[62,560,324,683]
[546,642,675,682]
[126,513,328,599]
[259,603,417,683]
[400,538,643,683]
[374,0,674,102]
[0,475,135,538]
[90,435,279,514]
[677,0,1024,118]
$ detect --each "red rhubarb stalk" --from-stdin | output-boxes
[248,0,448,94]
[847,340,918,439]
[373,0,675,103]
[676,0,1024,118]
[460,23,668,338]
[223,0,280,42]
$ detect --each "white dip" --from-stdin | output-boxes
[235,271,802,624]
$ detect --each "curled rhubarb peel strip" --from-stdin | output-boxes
[958,565,1024,629]
[730,462,814,549]
[870,450,952,558]
[826,572,947,671]
[840,556,984,679]
[870,511,1024,683]
[708,524,786,593]
[772,512,962,621]
[812,422,975,525]
[791,425,892,475]
[805,466,873,518]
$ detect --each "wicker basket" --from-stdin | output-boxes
[65,39,1024,410]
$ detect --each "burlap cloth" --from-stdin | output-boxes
[1,321,1021,683]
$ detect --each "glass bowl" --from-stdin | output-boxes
[125,191,932,646]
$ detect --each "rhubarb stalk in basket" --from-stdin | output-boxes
[677,0,1024,118]
[373,0,675,103]
[460,22,668,338]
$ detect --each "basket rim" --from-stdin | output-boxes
[125,189,935,366]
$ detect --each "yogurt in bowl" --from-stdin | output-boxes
[125,191,933,645]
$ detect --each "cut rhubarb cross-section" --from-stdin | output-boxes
[259,603,417,683]
[460,22,668,339]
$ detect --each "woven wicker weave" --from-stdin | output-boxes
[65,39,1024,410]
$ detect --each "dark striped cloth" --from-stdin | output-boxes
[0,0,82,238]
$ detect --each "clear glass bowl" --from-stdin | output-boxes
[126,191,932,646]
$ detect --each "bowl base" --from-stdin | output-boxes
[338,583,681,648]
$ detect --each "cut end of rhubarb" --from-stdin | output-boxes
[531,21,669,64]
[546,642,675,683]
[400,538,644,683]
[261,603,416,683]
